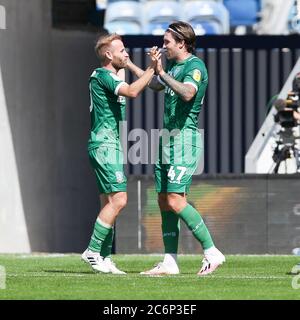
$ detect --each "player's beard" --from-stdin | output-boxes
[164,49,173,60]
[112,58,128,71]
[165,47,179,60]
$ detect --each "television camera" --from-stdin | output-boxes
[271,73,300,173]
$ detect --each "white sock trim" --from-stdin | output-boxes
[163,253,178,267]
[204,246,219,255]
[96,217,112,229]
[87,249,99,254]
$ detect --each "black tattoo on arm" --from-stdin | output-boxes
[159,72,196,101]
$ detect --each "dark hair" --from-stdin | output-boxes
[167,21,196,53]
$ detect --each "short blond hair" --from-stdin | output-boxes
[95,33,122,63]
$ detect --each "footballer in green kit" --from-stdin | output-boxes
[88,67,127,194]
[155,54,208,194]
[82,33,160,274]
[128,21,226,276]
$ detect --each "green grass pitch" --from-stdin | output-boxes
[0,254,299,300]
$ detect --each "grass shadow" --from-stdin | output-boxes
[43,269,93,274]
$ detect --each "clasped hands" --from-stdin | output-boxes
[147,46,164,76]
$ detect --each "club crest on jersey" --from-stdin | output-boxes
[115,171,124,183]
[192,69,201,82]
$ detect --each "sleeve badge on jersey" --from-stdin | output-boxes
[192,69,201,82]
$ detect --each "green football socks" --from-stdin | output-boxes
[161,211,180,254]
[88,218,111,253]
[100,226,114,258]
[178,204,214,250]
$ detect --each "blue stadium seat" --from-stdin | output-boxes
[144,22,170,35]
[104,1,143,34]
[183,1,230,34]
[190,21,223,35]
[223,0,261,26]
[143,0,181,35]
[105,21,142,35]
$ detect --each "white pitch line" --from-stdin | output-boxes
[205,275,288,280]
[7,273,86,277]
[5,273,289,280]
[17,254,67,258]
[4,254,298,259]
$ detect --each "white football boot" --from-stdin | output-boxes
[104,258,126,275]
[140,262,179,275]
[81,249,110,273]
[197,247,225,276]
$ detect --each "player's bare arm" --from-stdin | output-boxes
[158,70,196,102]
[126,58,144,78]
[126,48,165,92]
[118,50,161,98]
[153,48,196,101]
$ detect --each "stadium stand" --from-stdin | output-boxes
[223,0,261,34]
[183,0,230,34]
[104,0,230,35]
[104,0,143,34]
[55,0,300,35]
[223,0,261,26]
[189,21,223,35]
[105,20,143,34]
[143,0,182,35]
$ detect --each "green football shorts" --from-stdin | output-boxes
[88,145,127,194]
[155,141,203,194]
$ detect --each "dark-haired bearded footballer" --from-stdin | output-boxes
[127,21,225,276]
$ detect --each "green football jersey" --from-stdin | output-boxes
[88,68,126,150]
[159,55,208,133]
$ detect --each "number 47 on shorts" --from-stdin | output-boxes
[167,166,187,183]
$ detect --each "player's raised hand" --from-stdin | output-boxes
[125,56,133,68]
[154,49,164,76]
[148,46,161,69]
[147,46,158,57]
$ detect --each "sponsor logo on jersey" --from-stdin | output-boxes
[115,171,124,183]
[117,96,126,103]
[192,69,201,82]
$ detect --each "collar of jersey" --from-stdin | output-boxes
[173,54,194,65]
